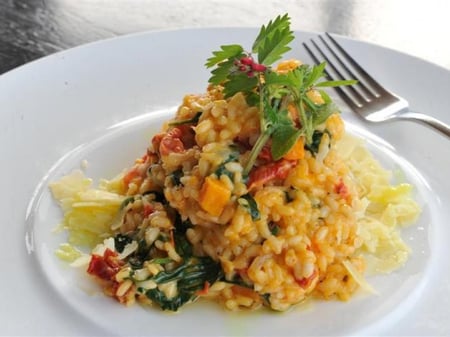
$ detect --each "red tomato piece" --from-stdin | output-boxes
[143,204,154,217]
[177,124,196,149]
[248,159,296,190]
[151,133,164,153]
[258,145,273,162]
[159,128,185,156]
[87,248,123,281]
[296,270,318,289]
[196,281,210,296]
[334,179,349,199]
[123,168,139,186]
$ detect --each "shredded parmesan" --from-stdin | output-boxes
[337,133,421,274]
[342,260,378,295]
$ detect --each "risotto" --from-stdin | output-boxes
[50,15,421,312]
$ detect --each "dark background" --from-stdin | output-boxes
[1,0,450,75]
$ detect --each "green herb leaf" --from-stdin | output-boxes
[205,44,244,68]
[223,73,258,98]
[265,68,302,89]
[312,103,335,126]
[318,89,332,104]
[252,14,294,65]
[263,96,280,126]
[304,62,326,88]
[205,14,355,174]
[258,27,294,65]
[315,79,358,87]
[245,92,260,106]
[208,59,236,85]
[271,125,301,161]
[302,95,335,127]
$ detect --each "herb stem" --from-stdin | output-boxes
[258,74,266,133]
[243,128,271,176]
[297,100,310,143]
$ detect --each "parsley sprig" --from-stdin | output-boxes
[206,14,356,175]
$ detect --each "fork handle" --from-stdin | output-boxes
[397,111,450,138]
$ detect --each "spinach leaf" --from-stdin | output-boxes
[114,234,133,253]
[304,130,329,155]
[128,239,151,269]
[215,151,239,180]
[172,215,193,257]
[238,194,261,221]
[146,288,193,311]
[261,293,271,306]
[269,222,280,236]
[142,191,166,204]
[170,169,184,186]
[120,196,135,210]
[173,231,193,257]
[168,111,202,126]
[145,256,223,311]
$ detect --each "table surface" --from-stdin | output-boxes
[1,0,450,75]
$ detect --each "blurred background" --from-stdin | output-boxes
[1,0,449,74]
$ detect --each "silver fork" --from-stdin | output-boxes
[303,33,450,138]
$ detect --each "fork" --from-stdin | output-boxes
[303,33,450,138]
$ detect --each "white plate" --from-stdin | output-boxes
[1,28,449,336]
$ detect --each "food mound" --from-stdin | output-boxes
[50,15,421,312]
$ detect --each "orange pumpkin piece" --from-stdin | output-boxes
[199,176,231,216]
[283,136,305,161]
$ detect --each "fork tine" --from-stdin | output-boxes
[310,38,369,103]
[303,40,363,109]
[305,34,450,138]
[324,33,387,96]
[311,36,381,107]
[318,35,377,99]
